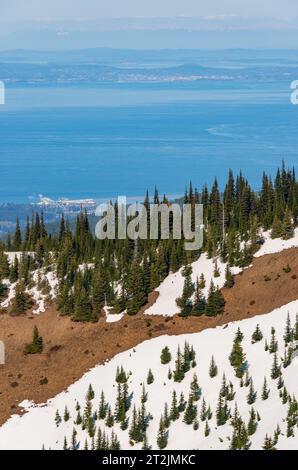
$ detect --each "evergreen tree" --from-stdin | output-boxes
[271,216,283,239]
[271,352,281,379]
[178,393,186,413]
[262,435,276,450]
[284,312,293,345]
[191,278,206,315]
[224,264,234,288]
[11,281,33,315]
[156,417,168,450]
[160,346,171,365]
[63,436,68,451]
[205,280,225,316]
[200,398,207,422]
[281,207,294,240]
[63,406,70,422]
[269,327,278,354]
[247,407,257,436]
[190,373,201,401]
[147,368,154,385]
[247,380,257,405]
[24,325,43,354]
[176,264,194,317]
[173,346,185,383]
[183,394,197,425]
[261,377,270,400]
[12,218,22,251]
[204,420,210,437]
[251,324,263,343]
[105,406,114,428]
[98,391,107,420]
[170,391,179,421]
[55,410,62,427]
[86,384,95,401]
[209,355,218,378]
[229,332,246,378]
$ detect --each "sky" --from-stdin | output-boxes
[0,0,298,49]
[1,0,298,22]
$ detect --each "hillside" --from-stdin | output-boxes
[0,300,297,450]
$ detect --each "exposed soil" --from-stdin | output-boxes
[0,247,298,426]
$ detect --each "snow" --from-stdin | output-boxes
[145,254,241,316]
[1,300,298,450]
[255,228,298,257]
[0,280,16,309]
[30,270,58,315]
[4,252,35,263]
[78,263,95,272]
[104,306,124,323]
[0,268,58,315]
[145,229,298,317]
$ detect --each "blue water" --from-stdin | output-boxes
[0,81,297,203]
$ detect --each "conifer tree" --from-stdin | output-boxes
[183,394,197,425]
[209,355,218,378]
[163,403,171,429]
[284,312,293,345]
[204,420,210,437]
[294,314,298,341]
[190,373,201,401]
[261,377,270,400]
[205,280,225,317]
[105,406,114,428]
[24,325,43,354]
[12,218,22,251]
[271,216,283,239]
[269,327,278,354]
[147,368,154,385]
[55,410,62,427]
[170,391,179,421]
[86,384,95,401]
[156,417,168,450]
[216,393,230,426]
[229,332,246,378]
[141,383,148,404]
[262,435,276,450]
[142,432,151,451]
[271,352,281,379]
[247,380,257,405]
[247,407,257,436]
[251,324,263,344]
[224,264,234,288]
[160,346,171,365]
[98,391,107,420]
[71,428,77,451]
[200,398,207,422]
[178,392,186,413]
[281,207,294,240]
[11,281,32,315]
[176,264,194,317]
[63,406,70,422]
[191,278,206,316]
[115,365,127,384]
[198,273,206,289]
[173,346,185,383]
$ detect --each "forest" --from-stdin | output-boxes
[0,162,297,321]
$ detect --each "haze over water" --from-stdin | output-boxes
[0,49,297,203]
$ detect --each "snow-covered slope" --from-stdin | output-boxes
[1,300,298,450]
[255,228,298,258]
[145,254,241,317]
[145,230,298,317]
